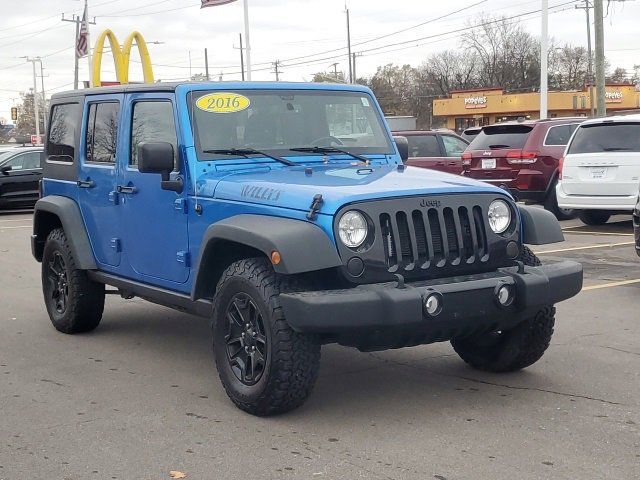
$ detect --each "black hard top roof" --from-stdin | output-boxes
[51,82,179,100]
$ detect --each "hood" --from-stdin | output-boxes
[196,163,509,215]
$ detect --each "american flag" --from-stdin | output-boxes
[75,6,89,59]
[201,0,237,7]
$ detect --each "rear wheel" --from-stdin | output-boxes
[42,228,105,333]
[212,258,321,416]
[578,210,611,226]
[450,246,555,372]
[543,183,575,221]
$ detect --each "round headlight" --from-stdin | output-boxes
[488,199,512,234]
[338,210,368,248]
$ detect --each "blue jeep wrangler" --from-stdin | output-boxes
[32,82,582,416]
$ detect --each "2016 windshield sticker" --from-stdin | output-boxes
[241,185,282,202]
[195,92,250,113]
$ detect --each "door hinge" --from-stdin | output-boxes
[108,190,119,205]
[174,198,188,214]
[177,250,191,267]
[110,238,121,252]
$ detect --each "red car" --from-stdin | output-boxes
[394,130,468,175]
[462,118,583,220]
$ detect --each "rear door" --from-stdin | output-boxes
[0,150,42,207]
[465,124,533,183]
[439,134,468,175]
[78,95,123,268]
[404,134,449,172]
[562,121,640,196]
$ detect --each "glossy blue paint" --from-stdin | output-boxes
[45,81,519,295]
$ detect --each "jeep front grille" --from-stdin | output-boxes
[379,206,488,272]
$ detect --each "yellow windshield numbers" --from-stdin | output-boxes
[196,93,251,113]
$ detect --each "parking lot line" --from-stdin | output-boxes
[536,241,635,254]
[562,231,635,236]
[583,279,640,291]
[0,218,32,223]
[0,225,32,230]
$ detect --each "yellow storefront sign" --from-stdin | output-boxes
[91,30,154,87]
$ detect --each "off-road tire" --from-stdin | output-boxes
[450,246,555,372]
[212,257,321,416]
[578,210,611,226]
[41,228,105,333]
[543,184,575,221]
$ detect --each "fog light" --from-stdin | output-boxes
[495,284,514,307]
[423,291,443,316]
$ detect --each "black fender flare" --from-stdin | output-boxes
[32,196,97,269]
[192,214,342,300]
[518,205,565,245]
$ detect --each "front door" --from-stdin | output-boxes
[78,96,122,267]
[118,94,189,285]
[0,150,42,208]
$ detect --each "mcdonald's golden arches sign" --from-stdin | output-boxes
[91,30,154,87]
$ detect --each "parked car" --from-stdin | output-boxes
[633,190,640,257]
[460,126,482,142]
[557,115,640,225]
[393,130,468,175]
[0,146,43,209]
[462,118,583,220]
[32,82,582,416]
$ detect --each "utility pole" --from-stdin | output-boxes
[243,0,251,80]
[345,7,353,83]
[204,48,210,81]
[273,60,281,81]
[38,61,48,131]
[61,12,96,90]
[329,62,339,79]
[594,0,606,116]
[234,33,245,81]
[576,1,595,117]
[352,52,359,84]
[540,0,549,119]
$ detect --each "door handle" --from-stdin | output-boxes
[116,185,138,194]
[77,179,95,188]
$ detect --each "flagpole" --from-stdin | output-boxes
[243,0,251,81]
[85,0,93,87]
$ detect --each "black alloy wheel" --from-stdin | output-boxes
[47,251,69,315]
[224,293,268,386]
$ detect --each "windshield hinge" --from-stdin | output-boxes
[306,194,323,221]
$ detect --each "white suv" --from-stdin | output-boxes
[557,115,640,225]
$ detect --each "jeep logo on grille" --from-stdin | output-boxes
[420,199,441,208]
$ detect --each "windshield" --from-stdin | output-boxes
[568,122,640,154]
[468,124,533,150]
[191,89,393,160]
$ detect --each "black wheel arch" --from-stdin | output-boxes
[518,205,565,245]
[191,214,342,301]
[32,196,96,269]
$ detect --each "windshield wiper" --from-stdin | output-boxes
[203,148,295,166]
[289,146,370,165]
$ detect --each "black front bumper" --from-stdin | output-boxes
[280,261,582,340]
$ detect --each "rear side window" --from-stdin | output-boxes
[407,135,440,157]
[468,124,533,150]
[544,123,579,146]
[568,122,640,154]
[130,101,178,168]
[441,135,468,157]
[47,103,80,162]
[86,102,120,163]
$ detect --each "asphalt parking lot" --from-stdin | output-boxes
[1,211,638,480]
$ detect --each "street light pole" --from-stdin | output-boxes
[540,0,549,119]
[594,0,606,117]
[576,1,596,117]
[243,0,251,80]
[346,7,353,83]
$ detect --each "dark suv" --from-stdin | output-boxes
[462,118,583,220]
[0,146,44,209]
[393,130,468,175]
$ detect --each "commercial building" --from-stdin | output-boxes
[433,84,640,133]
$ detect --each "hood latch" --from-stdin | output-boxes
[306,194,324,221]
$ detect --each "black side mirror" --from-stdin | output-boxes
[393,136,409,163]
[1,165,12,175]
[138,141,183,193]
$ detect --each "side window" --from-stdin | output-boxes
[47,103,79,162]
[441,135,468,157]
[407,135,441,157]
[545,124,579,146]
[86,102,119,163]
[130,101,178,168]
[23,151,42,169]
[5,153,28,170]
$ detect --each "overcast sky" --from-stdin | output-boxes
[1,0,639,122]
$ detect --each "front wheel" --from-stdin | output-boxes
[212,258,321,416]
[450,246,555,372]
[578,210,611,226]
